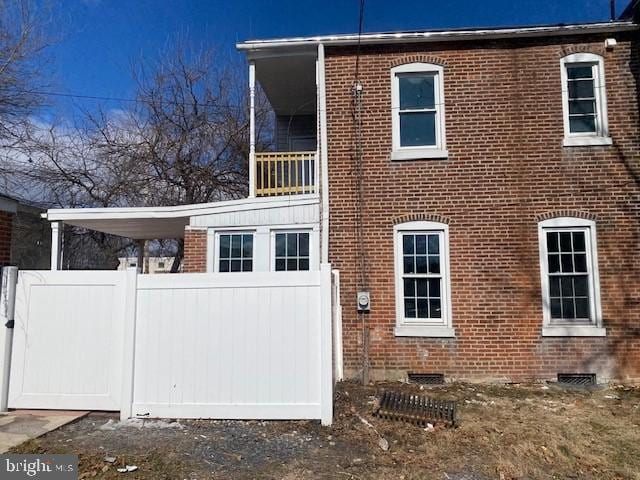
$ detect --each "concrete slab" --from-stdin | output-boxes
[0,410,88,453]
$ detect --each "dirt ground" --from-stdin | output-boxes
[11,381,640,479]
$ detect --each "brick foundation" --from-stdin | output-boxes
[183,228,207,272]
[325,34,640,382]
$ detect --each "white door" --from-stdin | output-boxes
[9,271,127,411]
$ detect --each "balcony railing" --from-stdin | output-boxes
[255,151,317,197]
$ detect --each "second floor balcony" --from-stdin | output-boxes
[255,151,316,196]
[247,48,319,198]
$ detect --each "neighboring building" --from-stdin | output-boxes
[0,193,50,269]
[42,8,640,383]
[118,256,179,274]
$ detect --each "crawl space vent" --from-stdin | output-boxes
[557,373,596,386]
[408,373,445,385]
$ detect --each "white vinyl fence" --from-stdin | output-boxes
[3,265,335,425]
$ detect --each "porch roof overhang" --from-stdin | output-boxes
[42,195,320,240]
[236,21,638,51]
[251,51,317,116]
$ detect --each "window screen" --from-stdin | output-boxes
[566,64,598,134]
[275,232,310,271]
[401,233,442,319]
[546,230,590,321]
[398,74,438,147]
[219,233,253,272]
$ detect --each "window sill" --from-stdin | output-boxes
[394,325,456,338]
[563,136,612,147]
[391,148,449,161]
[542,325,606,337]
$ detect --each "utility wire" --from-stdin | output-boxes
[0,88,244,110]
[352,0,370,385]
[352,0,367,293]
[354,0,366,83]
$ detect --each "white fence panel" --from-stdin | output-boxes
[8,271,128,410]
[132,269,331,421]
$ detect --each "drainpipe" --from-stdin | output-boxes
[318,44,330,264]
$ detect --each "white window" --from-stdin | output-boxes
[391,63,448,160]
[273,231,310,271]
[394,221,454,337]
[561,53,611,147]
[538,217,605,336]
[216,232,254,272]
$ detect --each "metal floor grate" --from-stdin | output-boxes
[375,391,456,427]
[407,373,445,385]
[557,373,597,386]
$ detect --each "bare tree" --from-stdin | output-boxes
[10,44,273,270]
[85,46,272,270]
[91,46,269,206]
[0,0,47,148]
[85,47,272,269]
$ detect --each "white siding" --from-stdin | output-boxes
[190,201,318,229]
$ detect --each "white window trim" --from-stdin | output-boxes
[560,53,611,147]
[537,217,605,337]
[269,227,317,272]
[390,63,448,161]
[209,229,256,273]
[393,221,455,337]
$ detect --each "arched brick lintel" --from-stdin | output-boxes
[389,55,448,69]
[557,45,604,58]
[392,213,451,225]
[535,210,598,222]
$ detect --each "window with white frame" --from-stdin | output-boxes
[561,53,610,146]
[217,233,253,272]
[391,63,447,160]
[394,221,454,337]
[274,231,310,271]
[538,217,605,336]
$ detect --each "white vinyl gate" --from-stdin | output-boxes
[5,266,334,424]
[8,271,131,411]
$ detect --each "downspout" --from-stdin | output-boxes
[318,43,330,264]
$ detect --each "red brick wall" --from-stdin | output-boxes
[0,211,13,267]
[325,34,640,382]
[183,228,207,273]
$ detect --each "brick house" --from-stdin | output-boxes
[42,10,640,384]
[322,30,640,382]
[234,17,640,383]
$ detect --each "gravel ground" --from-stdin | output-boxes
[11,381,640,479]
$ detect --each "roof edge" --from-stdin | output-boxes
[44,194,320,222]
[237,21,638,51]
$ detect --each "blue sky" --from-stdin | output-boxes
[45,0,618,115]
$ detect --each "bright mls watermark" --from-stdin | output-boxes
[1,455,77,479]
